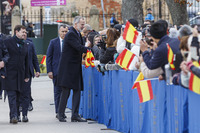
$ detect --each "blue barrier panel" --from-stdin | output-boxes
[76,67,193,133]
[188,90,200,133]
[108,70,134,133]
[166,85,188,133]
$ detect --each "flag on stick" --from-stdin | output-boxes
[132,72,144,89]
[123,21,139,44]
[115,49,136,70]
[41,55,46,66]
[134,80,153,103]
[189,61,200,94]
[85,50,95,68]
[167,43,175,70]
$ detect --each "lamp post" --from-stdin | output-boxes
[159,0,162,19]
[101,0,106,29]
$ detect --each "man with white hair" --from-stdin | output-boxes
[57,16,89,122]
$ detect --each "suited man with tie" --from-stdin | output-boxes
[57,16,89,122]
[46,25,68,118]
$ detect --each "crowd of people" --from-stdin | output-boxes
[0,12,199,125]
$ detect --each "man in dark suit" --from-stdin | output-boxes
[0,34,10,99]
[46,25,68,118]
[0,33,9,99]
[3,25,29,124]
[57,16,89,122]
[17,34,40,122]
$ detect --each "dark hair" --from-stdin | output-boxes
[59,25,68,29]
[14,25,26,35]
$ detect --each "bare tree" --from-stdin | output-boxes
[163,0,188,25]
[121,0,144,25]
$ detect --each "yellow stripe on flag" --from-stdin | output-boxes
[136,80,153,103]
[167,43,175,70]
[189,61,200,94]
[139,81,150,102]
[132,72,144,89]
[123,50,134,68]
[126,25,136,43]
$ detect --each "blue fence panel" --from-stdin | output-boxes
[188,90,200,133]
[66,67,200,133]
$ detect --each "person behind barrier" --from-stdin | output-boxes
[145,8,154,22]
[57,16,89,122]
[98,28,120,64]
[3,25,29,124]
[140,20,180,76]
[110,13,119,28]
[46,25,68,119]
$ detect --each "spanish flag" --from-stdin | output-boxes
[167,43,175,70]
[189,61,200,94]
[132,72,144,89]
[135,80,153,103]
[115,49,136,70]
[85,50,95,68]
[41,55,46,66]
[123,21,138,44]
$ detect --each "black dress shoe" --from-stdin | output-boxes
[18,116,21,122]
[28,103,33,111]
[10,117,18,124]
[22,116,29,122]
[56,114,67,119]
[71,116,87,122]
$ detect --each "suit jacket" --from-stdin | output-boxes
[3,37,29,91]
[46,37,62,77]
[26,38,40,78]
[57,26,89,90]
[0,39,9,76]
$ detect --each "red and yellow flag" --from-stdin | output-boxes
[167,43,175,70]
[135,80,153,103]
[85,50,95,68]
[123,21,139,44]
[41,55,46,66]
[189,61,200,94]
[115,49,136,70]
[132,72,144,89]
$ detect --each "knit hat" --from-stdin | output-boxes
[150,21,167,39]
[113,24,122,34]
[128,19,138,28]
[87,31,99,46]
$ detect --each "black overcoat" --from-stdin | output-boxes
[57,26,88,90]
[3,37,29,91]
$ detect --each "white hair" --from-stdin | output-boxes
[84,24,92,31]
[73,16,85,26]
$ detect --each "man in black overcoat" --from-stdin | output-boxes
[3,25,29,124]
[57,16,89,122]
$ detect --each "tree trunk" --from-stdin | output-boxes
[121,0,144,25]
[165,0,188,25]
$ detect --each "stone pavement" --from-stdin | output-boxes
[0,76,119,133]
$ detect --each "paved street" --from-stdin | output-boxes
[0,76,118,133]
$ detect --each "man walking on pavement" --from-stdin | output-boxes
[17,34,40,122]
[46,25,68,119]
[3,25,29,124]
[57,16,89,122]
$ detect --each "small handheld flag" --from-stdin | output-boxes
[85,50,95,68]
[189,61,200,94]
[123,21,139,44]
[115,49,136,70]
[41,55,46,66]
[132,72,144,89]
[135,80,153,103]
[167,43,175,70]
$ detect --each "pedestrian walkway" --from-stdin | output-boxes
[0,76,118,133]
